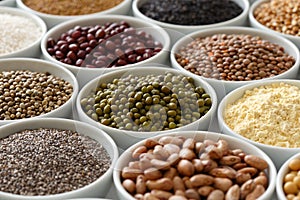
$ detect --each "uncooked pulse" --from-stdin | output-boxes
[0,13,42,56]
[22,0,123,15]
[224,82,300,148]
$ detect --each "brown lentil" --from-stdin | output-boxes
[47,21,162,68]
[175,34,295,81]
[80,72,212,131]
[22,0,124,16]
[0,128,110,195]
[254,0,300,37]
[120,135,269,199]
[283,158,300,199]
[0,70,73,120]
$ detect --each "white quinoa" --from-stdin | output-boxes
[224,82,300,148]
[0,13,42,56]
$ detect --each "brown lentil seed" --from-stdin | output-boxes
[0,70,73,120]
[0,128,110,195]
[176,34,295,81]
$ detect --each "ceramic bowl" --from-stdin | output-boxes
[0,58,79,126]
[249,0,300,48]
[16,0,132,28]
[0,118,118,199]
[0,6,46,58]
[218,79,300,169]
[113,131,277,200]
[0,0,16,6]
[41,15,171,88]
[277,152,300,200]
[76,66,217,150]
[132,0,249,44]
[170,26,300,101]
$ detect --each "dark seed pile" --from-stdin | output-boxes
[81,72,212,132]
[175,34,295,81]
[0,128,111,196]
[0,70,73,120]
[139,0,243,25]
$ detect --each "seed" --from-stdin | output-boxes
[139,0,243,26]
[0,128,110,195]
[22,0,124,16]
[81,72,212,132]
[47,21,162,68]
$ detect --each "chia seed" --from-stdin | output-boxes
[0,128,111,196]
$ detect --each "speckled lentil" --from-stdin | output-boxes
[175,34,295,81]
[254,0,300,37]
[0,70,73,120]
[0,13,42,56]
[139,0,243,25]
[0,128,110,195]
[81,72,212,131]
[22,0,124,16]
[224,82,300,148]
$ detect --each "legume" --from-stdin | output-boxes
[0,13,42,56]
[224,82,300,148]
[0,70,73,120]
[139,0,243,26]
[80,72,212,131]
[120,135,269,199]
[47,21,162,68]
[0,128,110,195]
[254,0,300,37]
[175,34,295,81]
[22,0,123,16]
[283,158,300,200]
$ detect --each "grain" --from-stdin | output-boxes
[0,13,42,56]
[0,128,111,195]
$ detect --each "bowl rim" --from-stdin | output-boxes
[218,78,300,150]
[249,0,300,41]
[132,0,249,30]
[276,152,300,199]
[0,117,119,199]
[113,130,277,200]
[0,57,79,123]
[76,65,218,137]
[0,0,15,6]
[170,26,300,86]
[16,0,131,18]
[0,6,47,58]
[40,14,171,72]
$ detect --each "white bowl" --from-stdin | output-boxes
[0,118,118,199]
[113,131,277,200]
[0,0,16,6]
[0,58,79,126]
[16,0,131,28]
[171,26,300,101]
[277,152,300,200]
[76,66,217,150]
[0,7,46,58]
[132,0,249,44]
[249,0,300,48]
[218,79,300,170]
[41,15,171,88]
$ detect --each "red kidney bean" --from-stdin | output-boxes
[47,21,163,68]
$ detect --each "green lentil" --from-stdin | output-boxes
[81,72,212,132]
